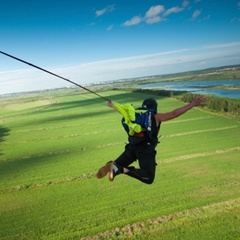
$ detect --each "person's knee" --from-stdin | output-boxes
[143,175,155,184]
[125,167,155,184]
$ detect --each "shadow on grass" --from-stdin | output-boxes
[41,92,145,113]
[14,92,150,127]
[0,151,71,188]
[0,125,10,156]
[15,107,115,128]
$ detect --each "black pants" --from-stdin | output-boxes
[115,143,157,184]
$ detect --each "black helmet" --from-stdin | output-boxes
[142,98,158,110]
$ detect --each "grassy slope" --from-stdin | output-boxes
[0,90,239,239]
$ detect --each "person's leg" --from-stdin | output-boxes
[110,144,157,184]
[97,144,136,179]
[109,144,137,181]
[125,145,157,184]
[114,144,136,167]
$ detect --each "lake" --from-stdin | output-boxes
[137,79,240,99]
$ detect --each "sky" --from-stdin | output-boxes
[1,0,240,95]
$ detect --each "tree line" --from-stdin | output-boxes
[131,89,240,118]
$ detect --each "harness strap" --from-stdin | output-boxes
[134,132,145,138]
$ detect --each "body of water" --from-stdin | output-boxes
[138,79,240,99]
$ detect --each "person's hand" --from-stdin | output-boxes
[107,101,113,108]
[191,96,205,107]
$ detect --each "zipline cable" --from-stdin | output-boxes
[0,50,111,102]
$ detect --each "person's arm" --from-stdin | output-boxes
[106,101,121,112]
[155,96,205,122]
[107,101,120,111]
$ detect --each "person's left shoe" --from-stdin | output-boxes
[96,161,113,179]
[109,162,123,181]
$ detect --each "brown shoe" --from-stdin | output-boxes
[96,161,113,179]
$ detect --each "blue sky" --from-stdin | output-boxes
[1,0,240,94]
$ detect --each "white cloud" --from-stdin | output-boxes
[145,5,165,24]
[203,41,240,49]
[123,5,165,26]
[182,0,190,8]
[107,25,114,31]
[123,16,142,26]
[95,9,106,17]
[163,6,184,17]
[95,5,115,17]
[192,10,201,18]
[145,5,165,18]
[0,69,65,94]
[164,1,189,16]
[123,2,190,26]
[146,16,164,24]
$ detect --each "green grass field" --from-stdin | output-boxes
[0,89,240,240]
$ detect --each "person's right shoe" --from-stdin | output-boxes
[109,162,122,181]
[96,161,113,179]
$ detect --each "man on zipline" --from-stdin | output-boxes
[97,96,205,184]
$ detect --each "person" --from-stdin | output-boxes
[96,96,205,184]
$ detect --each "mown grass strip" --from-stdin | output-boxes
[158,147,240,164]
[1,147,239,194]
[81,198,240,240]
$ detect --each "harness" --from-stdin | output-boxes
[113,102,161,145]
[121,108,157,138]
[112,101,161,145]
[130,110,160,146]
